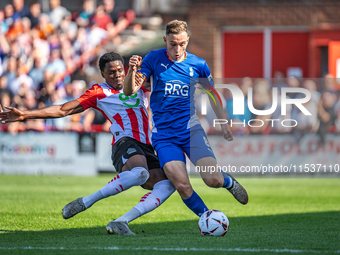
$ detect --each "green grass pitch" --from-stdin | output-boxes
[0,175,339,255]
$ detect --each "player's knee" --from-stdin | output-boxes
[130,167,150,185]
[205,177,223,188]
[175,182,192,197]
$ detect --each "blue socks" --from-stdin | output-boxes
[221,171,233,189]
[182,190,208,216]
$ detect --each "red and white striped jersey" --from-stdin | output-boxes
[77,83,151,145]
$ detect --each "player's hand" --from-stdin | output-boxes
[222,127,233,141]
[129,55,142,71]
[0,106,25,123]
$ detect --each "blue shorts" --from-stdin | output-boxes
[152,126,216,167]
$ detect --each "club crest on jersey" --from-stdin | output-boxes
[165,80,189,98]
[189,67,194,77]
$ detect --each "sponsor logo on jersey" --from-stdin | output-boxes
[161,63,169,70]
[165,80,189,98]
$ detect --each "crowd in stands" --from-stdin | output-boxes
[0,0,136,134]
[198,73,340,143]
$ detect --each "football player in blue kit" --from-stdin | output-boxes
[124,20,248,217]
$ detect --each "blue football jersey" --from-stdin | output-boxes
[137,48,214,133]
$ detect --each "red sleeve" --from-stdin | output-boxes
[76,84,105,110]
[141,84,148,93]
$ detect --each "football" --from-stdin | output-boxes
[198,209,229,236]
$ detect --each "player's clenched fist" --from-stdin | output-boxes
[129,55,142,70]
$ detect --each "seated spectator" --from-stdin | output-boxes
[90,5,113,31]
[27,1,41,29]
[28,56,46,90]
[0,10,9,35]
[3,56,17,86]
[59,14,78,42]
[16,17,32,57]
[249,79,272,134]
[22,90,45,131]
[4,4,20,27]
[317,91,338,144]
[36,13,54,40]
[48,0,70,29]
[8,61,33,95]
[225,78,252,135]
[0,76,14,101]
[31,28,50,60]
[76,0,95,27]
[13,0,30,18]
[44,48,66,75]
[6,16,24,42]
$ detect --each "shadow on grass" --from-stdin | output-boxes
[0,211,339,253]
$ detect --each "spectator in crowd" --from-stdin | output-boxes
[5,16,24,42]
[13,0,30,18]
[317,91,338,144]
[4,56,19,87]
[0,10,9,35]
[16,17,32,57]
[272,70,287,92]
[103,0,119,24]
[249,79,272,134]
[4,4,19,27]
[76,0,95,27]
[48,0,70,29]
[45,48,66,75]
[90,5,113,31]
[291,79,319,141]
[225,78,252,135]
[9,60,33,95]
[31,28,50,60]
[323,73,336,92]
[36,13,54,40]
[22,90,45,131]
[59,14,78,42]
[27,1,41,28]
[0,75,14,100]
[28,56,46,90]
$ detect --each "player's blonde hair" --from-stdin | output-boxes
[166,20,188,36]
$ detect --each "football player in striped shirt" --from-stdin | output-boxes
[0,52,175,235]
[124,20,248,217]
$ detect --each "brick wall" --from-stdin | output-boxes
[188,0,340,76]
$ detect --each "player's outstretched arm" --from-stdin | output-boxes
[123,55,144,96]
[208,94,234,141]
[0,100,84,124]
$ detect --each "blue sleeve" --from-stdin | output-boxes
[199,61,214,90]
[136,52,154,81]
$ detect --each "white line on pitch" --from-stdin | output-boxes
[0,247,339,253]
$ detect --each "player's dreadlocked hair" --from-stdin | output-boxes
[99,52,124,72]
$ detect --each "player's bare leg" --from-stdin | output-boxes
[163,160,208,216]
[163,160,193,199]
[196,156,248,205]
